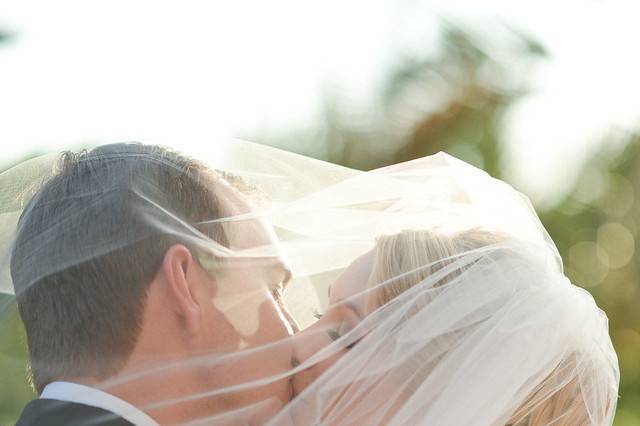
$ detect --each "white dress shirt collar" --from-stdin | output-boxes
[40,381,159,426]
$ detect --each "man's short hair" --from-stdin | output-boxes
[10,143,231,393]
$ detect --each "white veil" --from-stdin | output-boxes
[0,141,619,425]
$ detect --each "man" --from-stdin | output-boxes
[11,143,297,425]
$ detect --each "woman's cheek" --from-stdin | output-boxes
[293,348,347,397]
[320,350,340,372]
[313,348,348,382]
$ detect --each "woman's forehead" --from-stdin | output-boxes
[330,250,375,303]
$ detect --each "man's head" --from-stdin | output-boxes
[10,143,296,421]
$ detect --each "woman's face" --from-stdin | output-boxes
[291,251,375,397]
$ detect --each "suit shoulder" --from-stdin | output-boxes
[15,399,134,426]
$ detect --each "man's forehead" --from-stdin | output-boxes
[224,216,292,272]
[214,175,291,271]
[228,215,280,247]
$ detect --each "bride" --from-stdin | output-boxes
[279,227,619,425]
[255,147,618,425]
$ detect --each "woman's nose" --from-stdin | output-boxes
[292,321,333,365]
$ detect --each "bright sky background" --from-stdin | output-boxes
[1,0,640,206]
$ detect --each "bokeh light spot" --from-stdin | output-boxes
[598,222,635,269]
[568,241,609,287]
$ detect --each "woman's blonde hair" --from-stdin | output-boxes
[368,228,502,310]
[367,228,610,426]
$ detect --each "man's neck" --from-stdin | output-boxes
[64,365,216,425]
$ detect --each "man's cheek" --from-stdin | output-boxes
[211,286,268,341]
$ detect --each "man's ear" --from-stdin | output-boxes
[162,244,201,335]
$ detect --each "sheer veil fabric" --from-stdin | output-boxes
[0,141,619,425]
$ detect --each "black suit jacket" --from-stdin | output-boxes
[15,399,134,426]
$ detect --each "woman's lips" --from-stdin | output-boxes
[288,376,296,401]
[291,366,316,399]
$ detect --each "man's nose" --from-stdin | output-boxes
[281,304,300,334]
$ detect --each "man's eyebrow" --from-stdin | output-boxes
[282,266,292,287]
[274,260,292,287]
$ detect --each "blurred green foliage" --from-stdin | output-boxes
[541,137,640,425]
[0,301,35,426]
[0,21,638,426]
